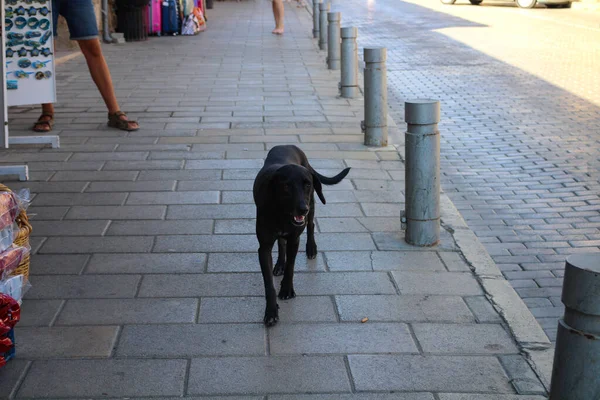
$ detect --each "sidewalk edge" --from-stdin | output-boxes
[300,2,553,392]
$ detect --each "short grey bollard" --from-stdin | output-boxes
[318,2,329,51]
[312,0,320,39]
[361,47,388,147]
[340,27,358,98]
[327,12,341,70]
[403,100,440,246]
[550,254,600,400]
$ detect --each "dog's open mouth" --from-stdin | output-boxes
[292,215,306,226]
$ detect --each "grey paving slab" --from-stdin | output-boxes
[269,323,417,355]
[139,273,264,297]
[65,205,166,220]
[316,217,368,233]
[154,234,257,252]
[465,296,503,323]
[0,360,28,399]
[86,180,177,192]
[15,326,119,358]
[499,355,547,395]
[187,356,351,395]
[106,219,213,235]
[30,220,110,236]
[26,275,140,299]
[19,300,62,326]
[270,395,435,400]
[27,206,69,220]
[178,180,255,191]
[18,359,187,397]
[138,169,222,181]
[167,204,255,219]
[199,296,337,323]
[371,251,445,271]
[438,396,546,400]
[40,236,154,254]
[325,251,373,271]
[207,252,326,273]
[29,254,90,275]
[294,272,397,295]
[336,295,474,323]
[32,192,127,206]
[86,253,206,273]
[214,219,256,234]
[412,323,519,354]
[51,170,139,181]
[117,324,266,357]
[391,271,483,295]
[373,231,457,251]
[127,191,220,205]
[186,159,264,169]
[57,298,198,325]
[348,355,513,393]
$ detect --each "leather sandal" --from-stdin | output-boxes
[107,111,139,132]
[32,113,54,132]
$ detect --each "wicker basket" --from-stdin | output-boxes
[0,184,31,281]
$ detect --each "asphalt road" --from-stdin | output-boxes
[329,0,600,341]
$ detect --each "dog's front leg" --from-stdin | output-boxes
[279,235,299,300]
[258,239,279,326]
[306,196,317,259]
[273,238,286,276]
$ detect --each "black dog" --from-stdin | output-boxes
[253,145,350,326]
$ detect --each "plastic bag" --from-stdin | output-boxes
[0,275,30,304]
[0,226,14,254]
[193,7,206,31]
[0,189,30,232]
[0,246,30,280]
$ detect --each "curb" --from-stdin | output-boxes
[300,1,553,393]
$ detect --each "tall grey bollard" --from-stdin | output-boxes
[361,47,388,147]
[403,100,440,246]
[550,254,600,400]
[312,0,320,39]
[340,27,358,98]
[327,12,341,70]
[318,2,330,51]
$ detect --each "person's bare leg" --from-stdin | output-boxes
[272,0,284,34]
[77,38,138,130]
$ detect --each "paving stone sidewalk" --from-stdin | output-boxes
[0,0,547,398]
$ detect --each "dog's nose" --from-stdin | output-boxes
[298,205,309,215]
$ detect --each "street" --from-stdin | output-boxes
[330,0,600,341]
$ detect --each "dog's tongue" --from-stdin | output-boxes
[294,215,305,223]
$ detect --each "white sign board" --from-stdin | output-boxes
[3,0,56,106]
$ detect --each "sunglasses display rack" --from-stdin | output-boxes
[1,0,59,181]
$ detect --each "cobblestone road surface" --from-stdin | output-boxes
[330,0,600,341]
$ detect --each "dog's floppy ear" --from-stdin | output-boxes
[312,171,326,204]
[254,166,281,208]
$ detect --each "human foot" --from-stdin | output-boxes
[107,111,139,131]
[272,27,284,35]
[32,113,54,132]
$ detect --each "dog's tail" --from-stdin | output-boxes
[314,167,351,185]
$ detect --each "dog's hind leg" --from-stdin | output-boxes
[273,238,286,276]
[279,236,299,300]
[258,238,279,326]
[306,196,317,259]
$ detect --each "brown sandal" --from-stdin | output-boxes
[32,113,54,132]
[107,111,139,132]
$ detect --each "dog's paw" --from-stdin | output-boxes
[273,260,285,276]
[263,305,279,327]
[306,241,318,259]
[278,286,296,300]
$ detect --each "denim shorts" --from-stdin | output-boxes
[52,0,99,40]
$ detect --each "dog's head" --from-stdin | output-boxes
[269,164,326,227]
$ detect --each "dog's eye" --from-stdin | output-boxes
[304,182,311,189]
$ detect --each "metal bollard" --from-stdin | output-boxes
[550,254,600,400]
[361,47,388,147]
[340,27,358,98]
[312,0,320,39]
[318,2,330,51]
[327,12,341,70]
[403,100,440,246]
